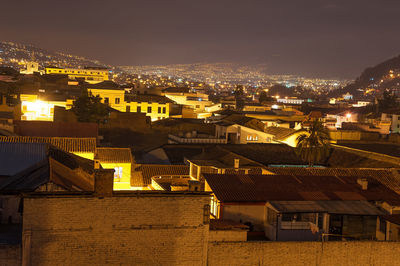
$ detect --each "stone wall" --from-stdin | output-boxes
[0,245,20,266]
[23,193,210,266]
[207,241,400,266]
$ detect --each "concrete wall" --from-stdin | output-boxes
[207,241,400,266]
[23,194,210,266]
[0,245,20,266]
[0,196,21,224]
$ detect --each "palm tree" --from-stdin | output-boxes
[295,120,331,167]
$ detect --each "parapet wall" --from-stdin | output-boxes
[207,241,400,266]
[23,194,210,266]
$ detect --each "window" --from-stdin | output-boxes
[147,106,152,113]
[104,97,109,104]
[246,135,253,141]
[115,98,120,104]
[196,105,200,108]
[126,106,130,112]
[210,197,218,217]
[162,107,166,114]
[137,106,141,113]
[158,107,162,113]
[114,167,123,180]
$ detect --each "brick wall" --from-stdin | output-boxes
[23,193,210,266]
[207,241,400,266]
[209,230,247,242]
[0,245,20,266]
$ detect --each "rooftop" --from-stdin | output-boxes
[204,173,400,205]
[0,136,96,153]
[268,200,385,215]
[131,164,189,187]
[264,127,297,140]
[95,147,132,163]
[126,94,175,104]
[336,142,400,158]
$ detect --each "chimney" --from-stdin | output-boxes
[357,178,368,190]
[94,159,101,169]
[94,169,114,196]
[234,159,240,169]
[188,180,202,191]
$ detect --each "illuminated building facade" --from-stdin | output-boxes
[20,94,73,121]
[95,148,133,190]
[45,67,109,84]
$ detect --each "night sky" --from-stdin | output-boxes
[2,0,400,78]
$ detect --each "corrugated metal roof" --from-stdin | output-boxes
[0,136,96,153]
[269,201,385,215]
[266,168,400,194]
[0,142,94,192]
[0,142,48,176]
[95,148,132,163]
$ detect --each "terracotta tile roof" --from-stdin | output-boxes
[204,174,400,205]
[220,144,400,168]
[336,143,400,158]
[131,164,189,187]
[0,136,96,153]
[266,168,400,194]
[151,176,191,191]
[264,127,297,140]
[95,148,132,163]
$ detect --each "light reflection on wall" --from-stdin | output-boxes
[21,100,65,121]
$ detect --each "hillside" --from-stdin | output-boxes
[356,55,400,87]
[0,41,109,70]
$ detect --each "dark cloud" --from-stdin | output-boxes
[1,0,400,78]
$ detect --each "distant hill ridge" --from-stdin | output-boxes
[0,41,109,69]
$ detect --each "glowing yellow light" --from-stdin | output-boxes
[346,113,351,118]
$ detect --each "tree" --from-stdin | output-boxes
[378,89,399,112]
[71,89,109,123]
[234,85,245,110]
[259,91,273,103]
[295,121,331,166]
